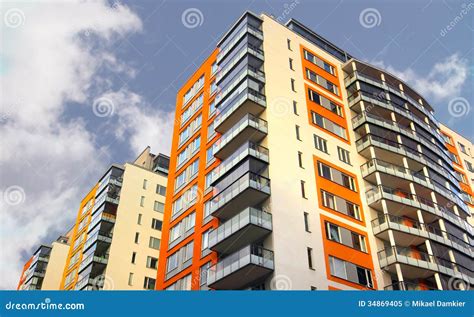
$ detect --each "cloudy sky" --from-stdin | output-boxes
[0,0,472,289]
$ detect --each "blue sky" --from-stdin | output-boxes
[0,0,472,289]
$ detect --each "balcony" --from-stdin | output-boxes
[88,211,116,233]
[78,253,109,273]
[210,172,270,220]
[366,185,472,234]
[348,90,445,145]
[209,207,272,255]
[211,142,269,186]
[217,24,263,64]
[207,245,274,290]
[353,112,452,165]
[356,134,458,187]
[83,230,113,252]
[384,281,438,291]
[371,213,472,257]
[213,114,268,160]
[361,159,466,211]
[377,246,473,284]
[214,87,266,134]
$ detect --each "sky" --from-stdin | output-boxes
[0,0,472,289]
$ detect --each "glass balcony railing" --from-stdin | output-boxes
[384,281,438,291]
[217,24,263,64]
[353,111,451,165]
[78,253,109,273]
[217,67,265,104]
[366,185,473,236]
[348,90,445,145]
[211,142,268,185]
[356,134,458,187]
[345,70,440,128]
[371,213,472,256]
[88,211,116,233]
[361,158,466,211]
[207,245,274,289]
[83,230,113,252]
[213,114,268,159]
[210,171,270,219]
[208,207,272,253]
[378,246,473,285]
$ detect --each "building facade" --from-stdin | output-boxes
[156,12,473,291]
[58,147,169,290]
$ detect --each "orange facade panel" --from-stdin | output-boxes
[156,49,220,290]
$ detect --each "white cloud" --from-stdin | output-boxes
[0,0,144,289]
[372,54,468,102]
[101,89,174,156]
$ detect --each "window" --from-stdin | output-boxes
[304,212,310,232]
[210,80,217,95]
[137,213,142,225]
[140,196,145,207]
[287,38,292,50]
[128,273,134,286]
[300,180,307,199]
[134,232,140,244]
[154,201,164,213]
[184,241,194,262]
[149,237,161,250]
[166,253,178,273]
[151,218,162,231]
[143,179,148,189]
[209,100,216,117]
[314,134,328,153]
[311,111,347,139]
[143,277,156,290]
[318,162,356,191]
[458,142,467,154]
[325,222,366,252]
[307,247,314,269]
[295,125,301,141]
[308,88,342,116]
[291,78,296,92]
[465,160,474,172]
[156,184,166,196]
[310,286,317,290]
[211,61,218,75]
[207,120,216,141]
[206,146,215,164]
[146,256,158,269]
[201,230,210,253]
[329,256,373,288]
[200,262,211,286]
[303,49,335,75]
[293,101,298,115]
[321,190,361,220]
[289,58,294,70]
[305,68,339,95]
[298,151,304,168]
[131,252,136,264]
[337,147,351,165]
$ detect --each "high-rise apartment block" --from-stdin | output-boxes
[58,147,169,290]
[17,233,71,290]
[156,12,473,291]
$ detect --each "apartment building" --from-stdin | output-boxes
[59,147,169,290]
[156,11,473,291]
[17,234,71,290]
